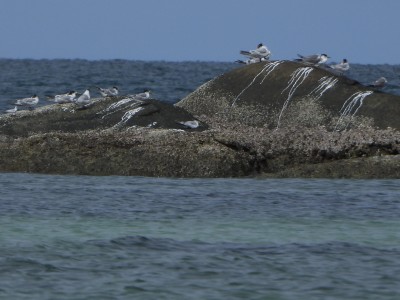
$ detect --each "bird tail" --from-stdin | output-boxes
[240,50,251,56]
[235,60,246,64]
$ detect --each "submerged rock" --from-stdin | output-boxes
[1,61,399,178]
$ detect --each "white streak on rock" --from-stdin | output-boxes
[260,60,284,84]
[231,61,283,107]
[276,67,313,129]
[114,107,145,128]
[308,76,338,100]
[335,91,373,130]
[99,98,144,119]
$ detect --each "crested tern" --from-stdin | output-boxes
[240,43,271,60]
[129,89,151,100]
[296,53,330,65]
[14,95,39,109]
[235,57,267,65]
[5,106,17,114]
[96,86,119,97]
[75,89,91,105]
[330,59,350,73]
[47,91,77,103]
[368,77,387,88]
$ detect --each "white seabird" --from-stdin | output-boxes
[129,89,151,100]
[296,53,330,65]
[15,95,39,109]
[240,43,271,60]
[368,77,387,88]
[47,91,77,103]
[96,86,119,97]
[330,59,350,73]
[5,106,18,114]
[75,89,91,105]
[235,57,267,65]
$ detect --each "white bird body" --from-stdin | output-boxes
[240,43,271,60]
[15,95,39,108]
[296,53,329,65]
[129,90,151,100]
[97,86,119,97]
[75,89,91,105]
[330,59,350,73]
[236,57,267,65]
[369,77,387,88]
[5,106,17,114]
[49,91,77,103]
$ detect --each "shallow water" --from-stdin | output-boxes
[1,174,399,299]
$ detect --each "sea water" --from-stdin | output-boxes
[0,59,400,299]
[0,174,399,299]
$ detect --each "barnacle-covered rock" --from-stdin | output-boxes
[1,61,400,178]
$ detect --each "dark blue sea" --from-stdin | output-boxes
[0,59,400,299]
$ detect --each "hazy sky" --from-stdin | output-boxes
[1,0,399,64]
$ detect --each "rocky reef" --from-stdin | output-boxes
[1,60,400,178]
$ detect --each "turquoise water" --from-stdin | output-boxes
[1,174,399,299]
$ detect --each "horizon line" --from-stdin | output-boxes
[0,56,399,66]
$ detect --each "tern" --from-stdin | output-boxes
[75,89,91,105]
[47,91,77,103]
[235,57,267,65]
[240,43,271,60]
[296,53,330,65]
[96,86,119,97]
[330,59,350,73]
[368,77,387,88]
[5,106,18,114]
[15,95,39,109]
[128,89,151,100]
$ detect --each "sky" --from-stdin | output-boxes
[0,0,399,64]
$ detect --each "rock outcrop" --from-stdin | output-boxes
[0,97,206,137]
[177,60,400,130]
[1,60,399,178]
